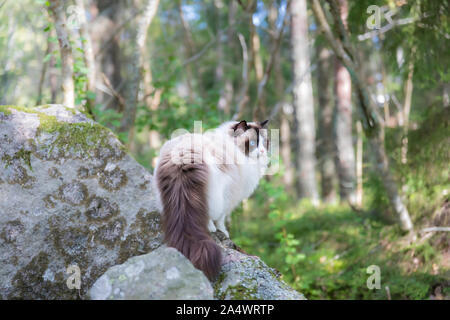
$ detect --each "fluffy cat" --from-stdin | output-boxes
[154,120,270,280]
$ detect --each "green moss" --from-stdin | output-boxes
[37,115,121,159]
[98,167,128,191]
[0,105,39,115]
[2,148,32,170]
[213,272,227,293]
[8,252,77,300]
[216,282,258,300]
[1,105,125,162]
[0,105,13,115]
[118,210,162,263]
[213,269,260,300]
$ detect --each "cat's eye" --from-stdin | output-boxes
[249,140,256,146]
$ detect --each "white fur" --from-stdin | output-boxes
[154,121,269,238]
[204,122,269,237]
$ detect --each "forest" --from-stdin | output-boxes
[0,0,449,300]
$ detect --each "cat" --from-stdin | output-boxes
[154,120,270,280]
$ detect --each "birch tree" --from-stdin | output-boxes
[311,0,414,233]
[290,0,319,204]
[74,0,96,112]
[317,44,337,203]
[119,0,160,143]
[333,0,356,204]
[48,0,75,109]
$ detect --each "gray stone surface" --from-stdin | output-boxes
[0,105,305,300]
[89,246,214,300]
[213,234,306,300]
[0,105,162,299]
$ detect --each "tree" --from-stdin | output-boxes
[74,0,96,113]
[48,0,75,109]
[332,0,356,204]
[317,43,337,203]
[311,0,414,233]
[290,0,319,204]
[119,0,160,144]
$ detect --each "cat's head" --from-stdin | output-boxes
[227,119,270,161]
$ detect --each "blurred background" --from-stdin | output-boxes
[0,0,448,299]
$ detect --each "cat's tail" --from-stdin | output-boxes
[156,152,222,280]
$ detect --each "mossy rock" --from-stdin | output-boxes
[0,105,162,299]
[0,104,305,300]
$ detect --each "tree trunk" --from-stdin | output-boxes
[143,44,162,168]
[177,0,195,101]
[317,45,337,203]
[311,0,414,233]
[281,107,295,190]
[223,1,237,116]
[332,0,356,205]
[119,0,160,144]
[401,52,415,164]
[75,0,96,112]
[48,0,75,109]
[334,57,356,203]
[49,28,58,103]
[91,0,123,112]
[269,0,294,191]
[290,0,319,204]
[356,120,363,207]
[214,0,234,116]
[37,36,51,105]
[250,3,265,120]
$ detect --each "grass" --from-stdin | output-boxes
[230,178,449,300]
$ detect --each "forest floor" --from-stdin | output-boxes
[230,180,450,300]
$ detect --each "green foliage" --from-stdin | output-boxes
[231,168,448,299]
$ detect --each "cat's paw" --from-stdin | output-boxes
[208,220,217,233]
[218,227,229,238]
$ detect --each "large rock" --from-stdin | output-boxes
[0,105,162,299]
[89,246,214,300]
[212,234,306,300]
[0,105,305,300]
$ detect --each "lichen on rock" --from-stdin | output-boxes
[212,240,306,300]
[89,246,214,300]
[0,105,162,299]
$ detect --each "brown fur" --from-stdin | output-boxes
[156,150,222,280]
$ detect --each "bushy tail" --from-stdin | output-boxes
[156,153,222,280]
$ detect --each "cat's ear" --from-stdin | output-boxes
[230,120,248,137]
[233,120,248,131]
[260,119,269,128]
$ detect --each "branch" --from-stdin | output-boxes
[100,73,126,112]
[326,0,354,61]
[253,0,291,115]
[232,33,249,121]
[181,38,216,67]
[421,227,450,233]
[0,0,7,10]
[95,8,143,59]
[311,0,377,131]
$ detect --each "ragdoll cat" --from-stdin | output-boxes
[154,120,270,280]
